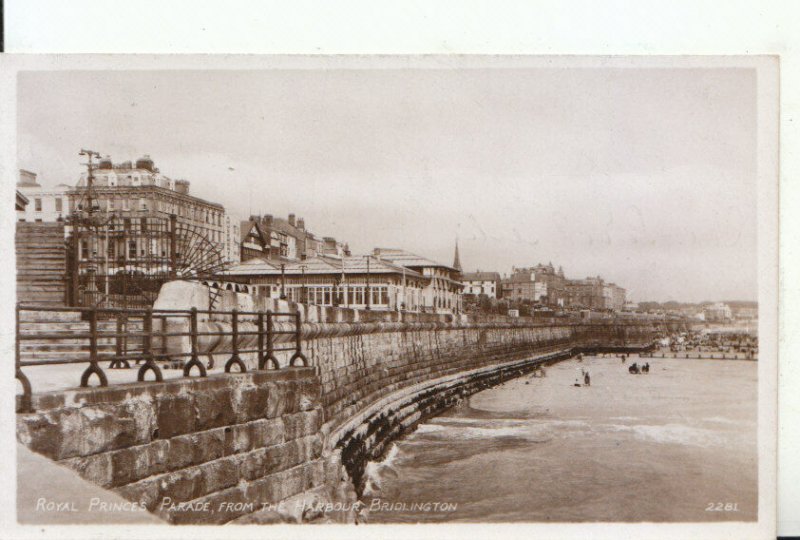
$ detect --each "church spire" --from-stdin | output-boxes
[452,239,463,272]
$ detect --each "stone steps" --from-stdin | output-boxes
[18,314,146,362]
[19,311,83,323]
[16,222,67,306]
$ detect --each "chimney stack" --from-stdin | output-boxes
[288,213,296,227]
[174,179,190,195]
[17,169,39,187]
[297,217,305,230]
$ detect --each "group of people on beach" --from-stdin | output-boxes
[571,352,654,387]
[628,362,650,374]
[574,366,591,387]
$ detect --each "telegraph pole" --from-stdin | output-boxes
[79,149,101,218]
[76,149,101,306]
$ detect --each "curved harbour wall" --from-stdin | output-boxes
[17,283,672,524]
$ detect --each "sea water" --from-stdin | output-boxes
[364,355,758,523]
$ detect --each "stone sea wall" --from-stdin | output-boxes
[16,282,667,524]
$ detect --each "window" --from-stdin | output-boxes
[34,198,42,212]
[122,199,130,211]
[107,199,114,211]
[128,241,136,259]
[139,198,148,211]
[55,198,63,212]
[81,240,89,260]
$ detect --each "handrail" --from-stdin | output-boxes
[15,303,308,412]
[15,302,673,412]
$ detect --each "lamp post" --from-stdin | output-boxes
[333,276,340,307]
[299,264,308,305]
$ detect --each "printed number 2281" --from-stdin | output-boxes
[706,502,739,512]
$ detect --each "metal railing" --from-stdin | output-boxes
[15,303,309,413]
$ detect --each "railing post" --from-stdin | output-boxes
[81,305,108,387]
[137,308,163,382]
[109,312,131,369]
[225,309,246,373]
[295,309,301,353]
[257,311,266,369]
[168,213,178,279]
[261,309,280,369]
[183,307,207,377]
[15,304,33,413]
[144,309,152,355]
[160,315,167,358]
[289,307,309,367]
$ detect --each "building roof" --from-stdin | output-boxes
[452,241,462,272]
[15,190,29,210]
[226,254,425,279]
[462,271,501,282]
[240,220,264,243]
[71,184,225,209]
[372,248,460,272]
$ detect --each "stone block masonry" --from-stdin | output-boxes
[17,367,328,524]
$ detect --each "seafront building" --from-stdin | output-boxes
[48,154,242,306]
[703,302,733,322]
[496,262,627,311]
[226,246,463,314]
[70,155,236,255]
[15,155,636,316]
[501,263,567,307]
[239,214,350,263]
[372,247,464,313]
[565,276,626,311]
[225,254,428,311]
[462,271,501,299]
[16,169,72,223]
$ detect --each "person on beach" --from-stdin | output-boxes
[584,372,591,386]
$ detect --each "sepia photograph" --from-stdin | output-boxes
[1,54,778,538]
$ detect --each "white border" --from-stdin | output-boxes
[0,53,780,540]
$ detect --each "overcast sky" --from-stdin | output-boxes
[17,67,757,303]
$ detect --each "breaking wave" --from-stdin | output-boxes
[362,444,401,497]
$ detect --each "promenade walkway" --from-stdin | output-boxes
[17,444,162,525]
